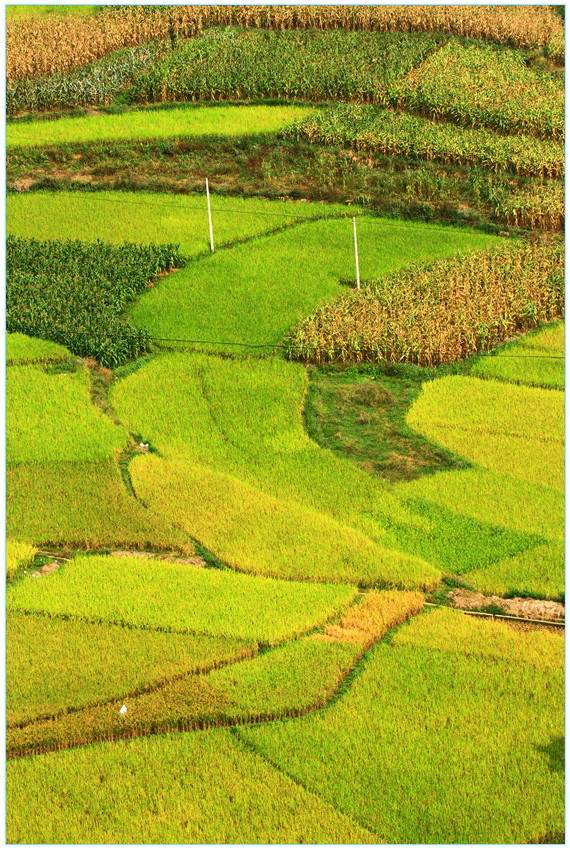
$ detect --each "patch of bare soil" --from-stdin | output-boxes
[30,561,60,578]
[109,550,206,567]
[448,589,564,622]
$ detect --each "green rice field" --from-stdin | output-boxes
[6,332,72,364]
[472,321,564,389]
[7,104,312,148]
[7,553,357,644]
[6,191,360,257]
[7,729,376,844]
[8,612,253,726]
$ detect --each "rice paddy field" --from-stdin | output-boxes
[6,4,565,845]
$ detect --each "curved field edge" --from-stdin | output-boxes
[111,351,439,589]
[240,606,564,844]
[6,553,360,645]
[7,591,423,758]
[6,728,378,845]
[7,611,256,728]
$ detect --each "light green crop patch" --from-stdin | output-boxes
[394,467,563,542]
[7,333,72,365]
[7,611,254,727]
[463,540,564,600]
[392,605,564,671]
[472,321,564,389]
[7,364,127,464]
[112,352,439,588]
[7,553,357,645]
[7,729,377,844]
[407,374,563,491]
[7,104,312,148]
[243,607,564,844]
[6,541,37,581]
[6,191,360,259]
[128,216,497,350]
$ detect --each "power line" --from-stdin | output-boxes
[6,188,518,235]
[148,335,565,359]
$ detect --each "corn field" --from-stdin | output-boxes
[127,29,440,106]
[285,242,564,366]
[286,105,564,178]
[496,182,565,230]
[390,41,564,140]
[7,4,563,82]
[7,237,182,367]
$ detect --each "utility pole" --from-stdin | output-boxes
[353,216,360,290]
[206,178,215,253]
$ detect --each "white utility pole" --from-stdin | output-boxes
[206,178,215,253]
[353,216,360,290]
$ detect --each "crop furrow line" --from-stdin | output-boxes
[7,598,420,760]
[228,725,381,840]
[8,644,259,732]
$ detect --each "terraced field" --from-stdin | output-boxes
[6,4,564,845]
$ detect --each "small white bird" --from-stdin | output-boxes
[119,704,128,715]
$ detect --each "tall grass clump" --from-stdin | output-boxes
[7,236,182,367]
[285,241,563,366]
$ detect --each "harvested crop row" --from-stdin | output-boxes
[285,241,563,366]
[8,4,562,81]
[285,105,564,178]
[7,236,182,367]
[391,40,564,140]
[7,590,423,757]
